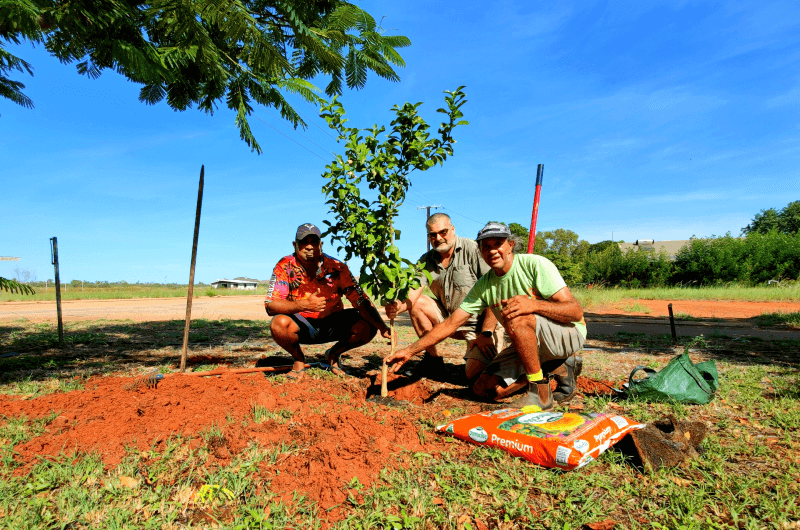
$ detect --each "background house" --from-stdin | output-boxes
[617,239,692,259]
[211,277,258,290]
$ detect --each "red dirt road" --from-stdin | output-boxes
[598,299,800,319]
[0,295,268,323]
[3,295,799,324]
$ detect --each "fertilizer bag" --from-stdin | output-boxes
[436,408,644,470]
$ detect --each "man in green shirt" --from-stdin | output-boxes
[386,222,586,410]
[384,213,503,379]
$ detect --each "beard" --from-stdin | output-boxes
[433,239,455,253]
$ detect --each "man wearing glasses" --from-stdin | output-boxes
[384,213,503,380]
[386,222,586,410]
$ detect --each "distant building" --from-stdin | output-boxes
[211,278,258,290]
[617,239,692,259]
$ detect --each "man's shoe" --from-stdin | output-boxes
[548,354,583,403]
[509,379,553,411]
[406,354,445,379]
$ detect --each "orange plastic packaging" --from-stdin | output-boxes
[436,408,644,470]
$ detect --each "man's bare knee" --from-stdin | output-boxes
[351,318,377,343]
[409,296,438,326]
[270,315,298,340]
[472,373,505,398]
[505,314,537,339]
[465,358,487,382]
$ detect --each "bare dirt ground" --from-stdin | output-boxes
[595,298,800,319]
[0,295,268,323]
[3,295,800,324]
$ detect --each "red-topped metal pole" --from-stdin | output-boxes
[527,164,544,253]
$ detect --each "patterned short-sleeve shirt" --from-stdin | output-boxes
[265,253,368,319]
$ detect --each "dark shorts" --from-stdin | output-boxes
[289,308,368,345]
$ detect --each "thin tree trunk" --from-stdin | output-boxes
[381,318,395,397]
[381,221,396,398]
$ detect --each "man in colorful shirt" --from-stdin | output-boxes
[265,223,391,379]
[386,222,586,410]
[384,213,503,379]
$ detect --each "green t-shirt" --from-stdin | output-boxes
[459,254,587,339]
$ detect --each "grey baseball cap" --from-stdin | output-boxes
[475,222,511,241]
[295,223,322,241]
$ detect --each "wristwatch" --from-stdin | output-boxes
[480,330,493,338]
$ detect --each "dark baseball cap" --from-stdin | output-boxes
[475,222,511,241]
[295,223,322,241]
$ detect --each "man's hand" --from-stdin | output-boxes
[384,300,405,320]
[385,347,415,373]
[501,295,537,321]
[473,333,497,359]
[379,326,397,344]
[302,289,327,313]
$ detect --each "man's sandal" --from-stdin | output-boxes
[322,348,348,377]
[322,364,348,377]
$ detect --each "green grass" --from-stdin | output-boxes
[574,284,800,311]
[1,316,798,528]
[755,311,800,328]
[619,302,652,314]
[3,357,798,530]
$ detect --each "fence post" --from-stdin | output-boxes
[50,237,64,347]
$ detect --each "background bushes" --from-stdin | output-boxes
[513,229,800,287]
[580,232,800,287]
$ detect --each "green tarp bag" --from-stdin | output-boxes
[625,353,718,405]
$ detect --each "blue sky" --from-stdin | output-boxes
[2,0,799,284]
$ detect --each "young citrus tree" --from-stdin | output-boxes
[320,87,467,394]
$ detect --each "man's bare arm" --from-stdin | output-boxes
[385,286,424,320]
[386,308,472,370]
[500,286,583,323]
[480,307,499,333]
[357,300,392,336]
[266,295,325,316]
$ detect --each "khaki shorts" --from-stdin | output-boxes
[427,297,506,356]
[465,314,586,386]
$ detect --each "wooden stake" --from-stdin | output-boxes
[381,319,394,398]
[180,166,204,373]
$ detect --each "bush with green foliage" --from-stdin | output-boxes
[672,234,749,285]
[583,245,672,287]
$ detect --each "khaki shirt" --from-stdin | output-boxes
[417,236,491,333]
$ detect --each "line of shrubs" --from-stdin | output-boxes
[558,232,800,287]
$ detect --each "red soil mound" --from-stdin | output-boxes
[2,372,440,518]
[366,372,433,403]
[1,369,622,523]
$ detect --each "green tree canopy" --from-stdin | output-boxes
[0,276,34,294]
[320,86,468,304]
[743,201,800,235]
[1,0,410,152]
